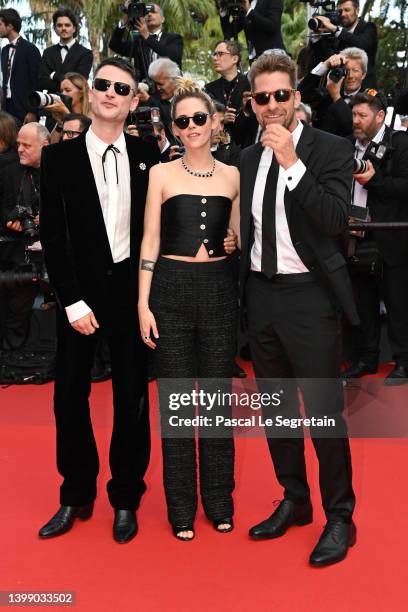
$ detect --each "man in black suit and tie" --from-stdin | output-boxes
[38,57,160,543]
[220,0,285,60]
[0,8,41,125]
[38,7,93,94]
[109,2,183,81]
[240,52,357,566]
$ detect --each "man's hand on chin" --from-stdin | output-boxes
[261,124,298,169]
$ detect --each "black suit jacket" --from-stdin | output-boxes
[38,41,93,93]
[205,73,250,110]
[239,123,359,325]
[39,132,160,321]
[360,127,408,265]
[221,0,285,56]
[109,27,183,80]
[1,37,41,121]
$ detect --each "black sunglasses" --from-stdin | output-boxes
[62,129,82,139]
[93,78,134,96]
[251,89,296,105]
[173,112,209,130]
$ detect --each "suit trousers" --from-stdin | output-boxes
[246,272,355,522]
[150,257,237,527]
[54,259,150,510]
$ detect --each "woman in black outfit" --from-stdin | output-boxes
[139,80,240,541]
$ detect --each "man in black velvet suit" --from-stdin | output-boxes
[239,53,357,566]
[38,57,160,543]
[220,0,285,60]
[38,7,93,94]
[0,9,41,125]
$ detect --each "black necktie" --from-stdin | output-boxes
[148,34,158,62]
[102,145,120,185]
[261,154,280,278]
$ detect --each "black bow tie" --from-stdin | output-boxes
[102,144,120,184]
[59,44,68,50]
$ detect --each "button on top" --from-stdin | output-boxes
[201,211,207,217]
[201,198,207,204]
[203,239,209,244]
[200,224,206,230]
[209,250,214,255]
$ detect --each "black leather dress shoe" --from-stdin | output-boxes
[233,360,247,378]
[38,503,94,539]
[249,499,313,540]
[384,365,408,386]
[342,361,377,379]
[309,520,356,567]
[113,510,138,543]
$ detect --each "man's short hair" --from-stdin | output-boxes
[21,122,51,144]
[153,3,164,17]
[0,8,22,33]
[349,90,388,113]
[52,7,79,37]
[148,58,181,80]
[214,101,226,114]
[248,52,297,89]
[215,40,242,64]
[341,47,368,74]
[63,113,92,132]
[337,0,360,8]
[94,57,137,88]
[296,102,312,123]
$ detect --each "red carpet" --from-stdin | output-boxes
[1,361,407,611]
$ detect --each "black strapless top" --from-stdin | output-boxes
[160,194,232,258]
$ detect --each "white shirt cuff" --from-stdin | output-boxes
[335,27,343,37]
[282,159,306,191]
[50,71,56,79]
[311,62,329,76]
[65,300,92,323]
[246,8,253,16]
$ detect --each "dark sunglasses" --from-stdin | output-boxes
[93,78,134,96]
[251,89,296,105]
[62,129,83,139]
[173,112,209,130]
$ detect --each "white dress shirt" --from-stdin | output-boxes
[353,123,386,209]
[5,35,20,99]
[65,128,131,323]
[50,39,76,80]
[251,120,309,274]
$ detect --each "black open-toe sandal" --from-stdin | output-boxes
[213,518,234,533]
[172,525,195,541]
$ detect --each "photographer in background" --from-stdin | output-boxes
[205,40,250,137]
[0,8,41,126]
[109,2,183,81]
[38,8,93,95]
[219,0,285,60]
[343,91,408,384]
[0,123,50,350]
[311,0,377,87]
[299,47,367,136]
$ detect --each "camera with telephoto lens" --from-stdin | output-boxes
[299,0,341,32]
[7,204,40,245]
[0,262,46,290]
[353,158,368,174]
[28,91,73,111]
[130,106,161,143]
[120,2,155,26]
[216,0,243,17]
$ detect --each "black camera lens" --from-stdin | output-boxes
[353,158,368,174]
[328,65,347,83]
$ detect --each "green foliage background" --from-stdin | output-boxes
[1,0,407,91]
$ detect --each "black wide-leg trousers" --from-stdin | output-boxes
[150,257,237,527]
[54,260,150,510]
[247,272,355,522]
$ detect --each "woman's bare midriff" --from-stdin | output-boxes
[162,244,226,263]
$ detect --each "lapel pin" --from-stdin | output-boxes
[139,163,146,171]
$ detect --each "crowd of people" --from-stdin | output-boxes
[0,1,407,568]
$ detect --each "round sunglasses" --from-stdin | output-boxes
[93,78,135,96]
[173,112,209,130]
[251,89,296,105]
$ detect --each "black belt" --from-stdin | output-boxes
[251,271,315,284]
